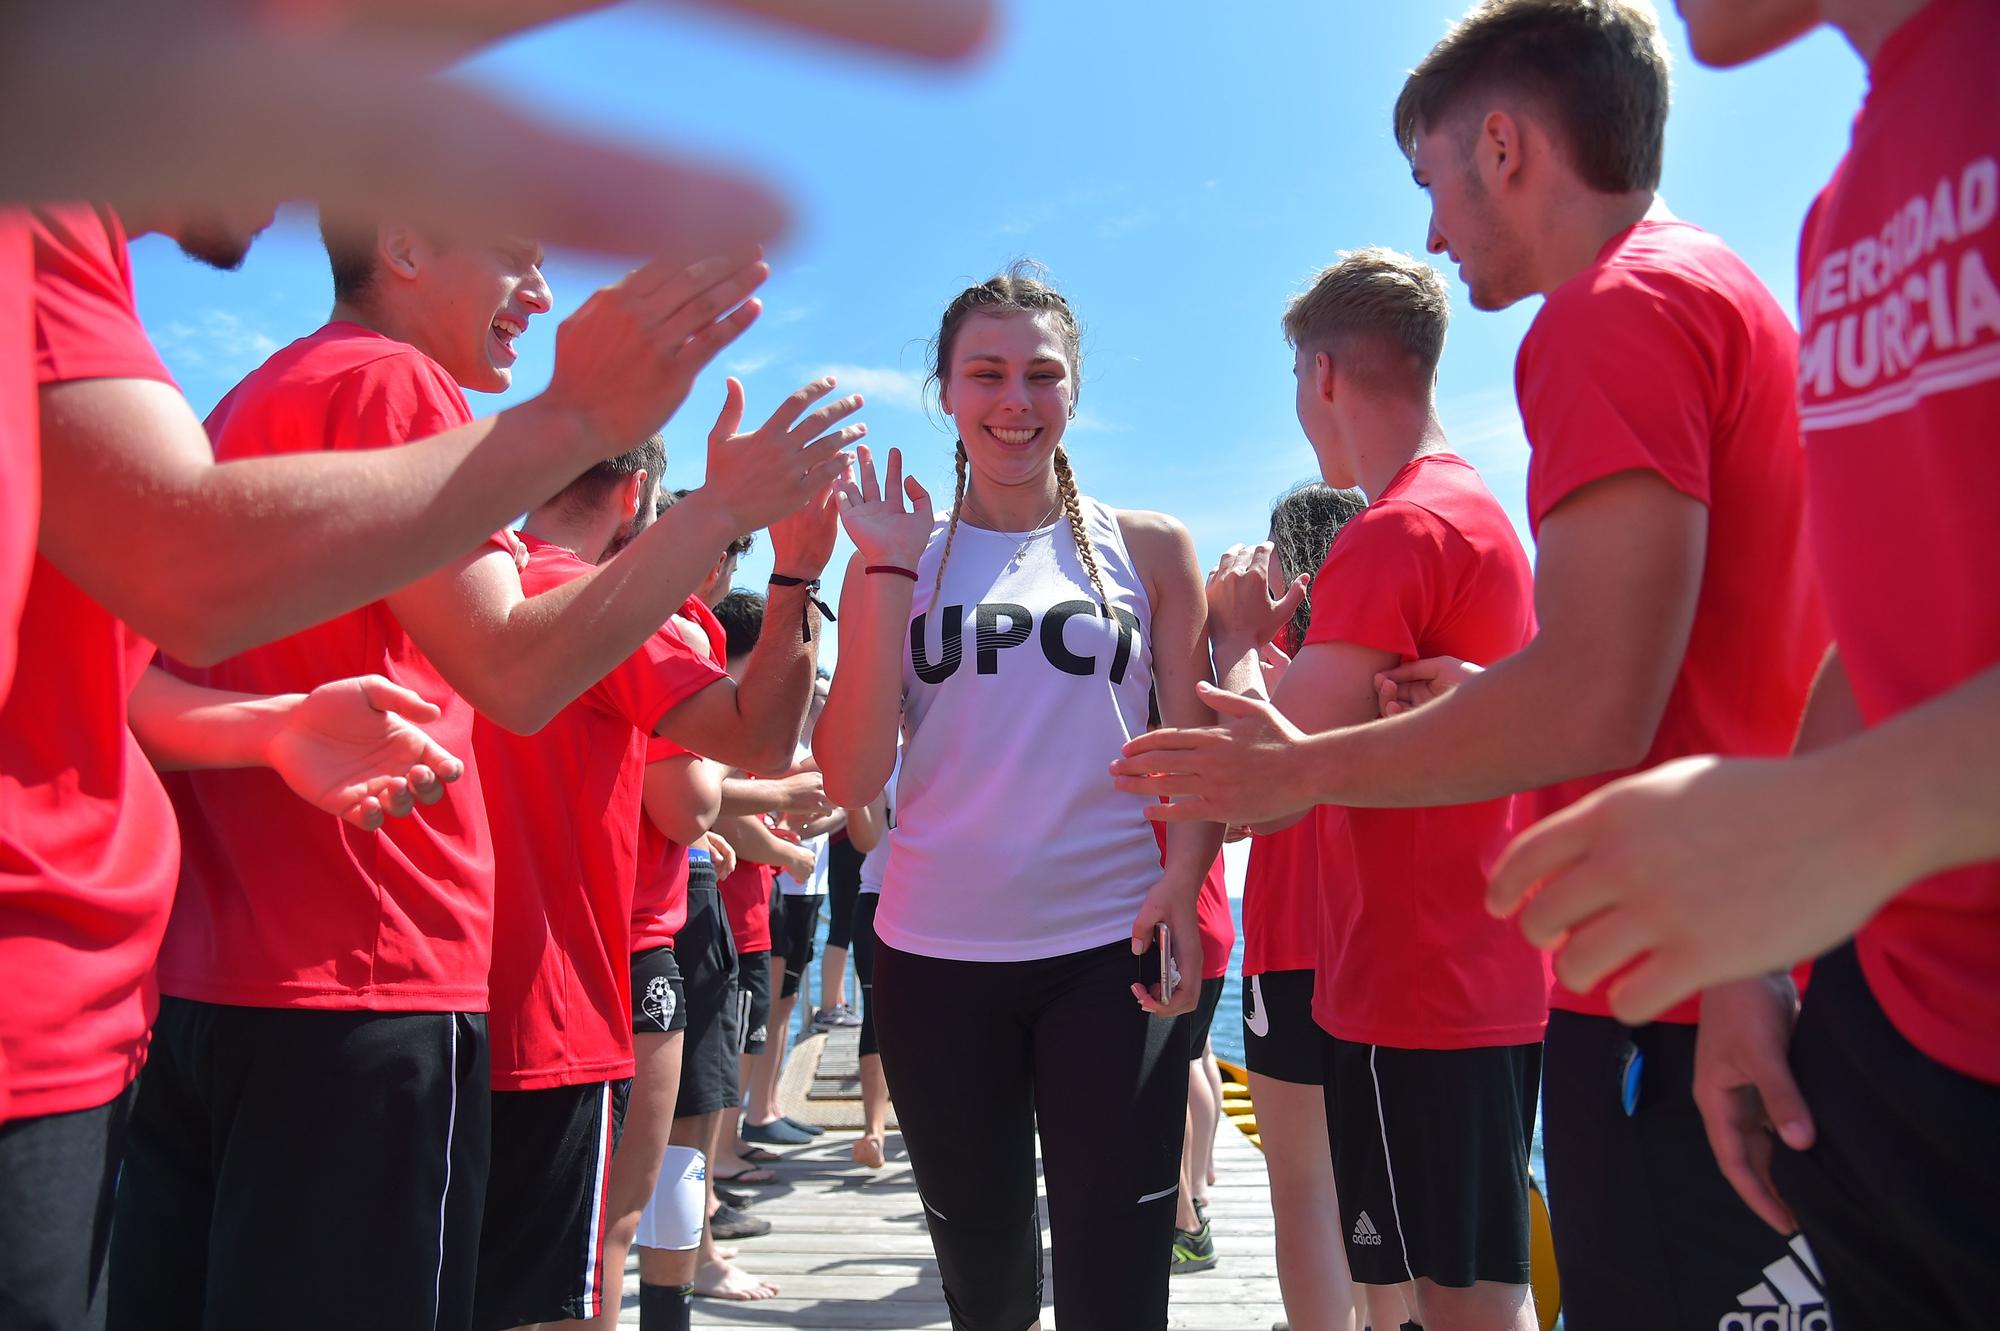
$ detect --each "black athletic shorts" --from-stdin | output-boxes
[774,893,821,999]
[1242,968,1321,1085]
[1185,975,1226,1059]
[673,865,739,1119]
[109,1000,490,1331]
[826,834,864,950]
[632,945,689,1035]
[1322,1031,1539,1288]
[736,948,773,1057]
[0,1083,133,1330]
[1544,1008,1821,1331]
[474,1079,632,1330]
[1774,941,1999,1328]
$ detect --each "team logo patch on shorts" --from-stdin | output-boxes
[1245,974,1271,1040]
[1351,1211,1384,1247]
[642,976,678,1031]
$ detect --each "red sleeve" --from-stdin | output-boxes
[1516,272,1717,534]
[31,205,175,389]
[1301,500,1448,661]
[321,348,472,451]
[589,619,729,738]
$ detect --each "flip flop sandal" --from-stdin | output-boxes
[737,1145,781,1164]
[713,1165,779,1185]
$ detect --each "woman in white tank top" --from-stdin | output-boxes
[815,266,1222,1330]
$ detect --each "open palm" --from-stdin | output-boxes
[835,444,934,566]
[265,676,464,831]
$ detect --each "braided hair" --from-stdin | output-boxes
[927,262,1105,605]
[1268,480,1366,648]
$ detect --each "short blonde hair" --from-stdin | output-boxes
[1283,248,1450,388]
[1394,0,1671,195]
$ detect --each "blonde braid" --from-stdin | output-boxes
[932,440,969,599]
[1052,444,1109,607]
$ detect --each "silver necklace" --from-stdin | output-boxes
[966,493,1062,565]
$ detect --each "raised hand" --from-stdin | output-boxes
[263,675,464,831]
[707,376,866,537]
[1205,542,1306,655]
[543,253,773,461]
[1375,656,1481,718]
[834,444,935,567]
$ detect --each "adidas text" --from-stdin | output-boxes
[1719,1313,1831,1331]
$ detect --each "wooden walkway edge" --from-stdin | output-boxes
[609,1026,1288,1329]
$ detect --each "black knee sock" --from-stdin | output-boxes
[638,1280,692,1331]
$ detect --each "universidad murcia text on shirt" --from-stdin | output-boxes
[1799,155,2000,403]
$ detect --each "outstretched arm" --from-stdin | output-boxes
[388,375,858,736]
[1488,662,2000,1023]
[42,253,784,666]
[1115,471,1703,823]
[128,665,461,831]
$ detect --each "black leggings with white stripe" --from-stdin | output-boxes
[872,938,1189,1331]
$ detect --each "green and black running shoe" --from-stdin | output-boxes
[1170,1219,1217,1275]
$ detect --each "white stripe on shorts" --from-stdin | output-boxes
[1369,1045,1418,1285]
[578,1083,613,1318]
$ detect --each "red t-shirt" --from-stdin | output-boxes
[631,598,730,955]
[1796,0,2000,1084]
[1517,220,1831,1024]
[0,211,37,710]
[477,540,727,1091]
[0,204,180,1122]
[1304,454,1547,1050]
[159,322,495,1011]
[720,858,775,955]
[1244,807,1357,978]
[1151,823,1235,980]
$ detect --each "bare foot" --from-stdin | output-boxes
[692,1258,779,1301]
[850,1133,885,1169]
[713,1244,738,1261]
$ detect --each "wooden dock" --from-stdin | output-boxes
[609,1027,1288,1329]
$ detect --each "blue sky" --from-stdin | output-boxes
[133,1,1867,645]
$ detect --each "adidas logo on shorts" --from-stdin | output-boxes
[1718,1236,1831,1331]
[1351,1211,1383,1247]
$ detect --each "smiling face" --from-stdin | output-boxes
[939,310,1075,491]
[1410,119,1537,313]
[403,233,551,393]
[1672,0,1820,66]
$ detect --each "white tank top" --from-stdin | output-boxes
[875,495,1160,962]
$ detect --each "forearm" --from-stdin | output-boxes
[720,777,793,816]
[127,666,301,772]
[1160,818,1224,903]
[413,492,741,734]
[45,388,610,666]
[845,798,886,853]
[1799,664,2000,896]
[716,813,799,868]
[1291,640,1646,809]
[816,562,913,807]
[1211,633,1266,701]
[712,582,819,773]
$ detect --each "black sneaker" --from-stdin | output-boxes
[709,1202,771,1241]
[1169,1219,1216,1274]
[715,1186,751,1209]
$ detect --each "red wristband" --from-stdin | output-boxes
[865,564,919,581]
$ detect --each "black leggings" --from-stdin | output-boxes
[852,892,881,1057]
[825,836,865,950]
[873,939,1189,1331]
